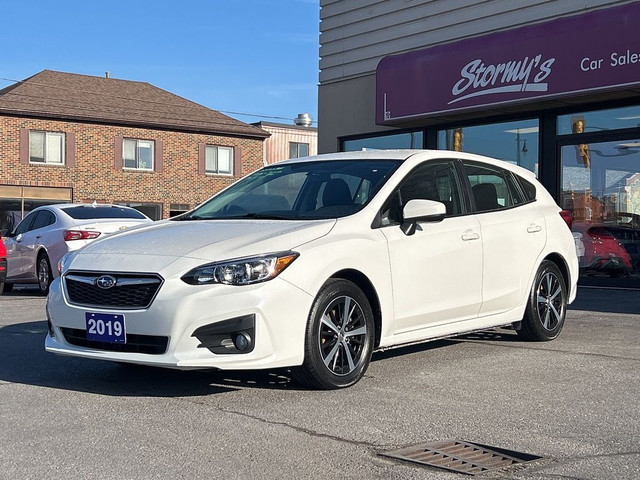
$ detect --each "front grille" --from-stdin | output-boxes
[61,327,168,354]
[64,271,163,309]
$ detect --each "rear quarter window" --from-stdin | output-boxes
[518,176,537,202]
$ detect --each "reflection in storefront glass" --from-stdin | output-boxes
[342,131,423,151]
[561,140,640,282]
[557,105,640,135]
[437,119,539,175]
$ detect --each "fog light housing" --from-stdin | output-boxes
[192,315,255,354]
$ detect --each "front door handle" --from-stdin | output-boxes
[527,224,543,233]
[461,230,480,241]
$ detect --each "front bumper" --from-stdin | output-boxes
[45,274,314,370]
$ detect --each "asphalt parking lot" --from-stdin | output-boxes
[0,286,638,479]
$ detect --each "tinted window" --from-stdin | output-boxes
[380,160,463,226]
[464,162,516,212]
[518,177,537,202]
[14,211,37,235]
[31,210,56,230]
[63,206,147,220]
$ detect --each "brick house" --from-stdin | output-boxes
[0,70,269,231]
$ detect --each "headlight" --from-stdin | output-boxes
[181,251,299,286]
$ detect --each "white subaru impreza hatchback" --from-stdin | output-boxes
[46,150,578,389]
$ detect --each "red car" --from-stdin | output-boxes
[0,237,6,294]
[573,223,633,277]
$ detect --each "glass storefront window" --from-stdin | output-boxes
[437,119,539,175]
[117,202,162,220]
[342,131,423,152]
[557,105,640,135]
[561,139,640,281]
[0,186,72,236]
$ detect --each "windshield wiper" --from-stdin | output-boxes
[232,212,293,220]
[174,214,208,221]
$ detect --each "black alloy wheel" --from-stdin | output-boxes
[37,253,52,296]
[294,279,374,389]
[517,260,567,341]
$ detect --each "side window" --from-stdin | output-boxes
[31,210,56,230]
[380,160,463,226]
[464,162,518,212]
[14,211,38,235]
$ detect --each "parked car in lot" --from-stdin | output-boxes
[3,204,151,295]
[46,151,578,389]
[0,237,6,295]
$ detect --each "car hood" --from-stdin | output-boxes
[67,219,336,272]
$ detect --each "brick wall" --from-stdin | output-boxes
[0,115,265,218]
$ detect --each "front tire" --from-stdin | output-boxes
[37,253,52,296]
[517,260,567,341]
[294,279,374,389]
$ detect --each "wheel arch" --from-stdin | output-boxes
[329,269,382,348]
[543,253,571,290]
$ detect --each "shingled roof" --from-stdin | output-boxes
[0,70,269,139]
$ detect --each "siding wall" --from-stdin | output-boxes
[318,0,635,152]
[258,124,318,164]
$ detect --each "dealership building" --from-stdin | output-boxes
[319,0,640,288]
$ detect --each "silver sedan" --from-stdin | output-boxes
[3,203,151,295]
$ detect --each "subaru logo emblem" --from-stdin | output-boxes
[96,275,117,289]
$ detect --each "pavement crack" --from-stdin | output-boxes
[179,397,382,449]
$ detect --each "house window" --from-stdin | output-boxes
[289,142,309,159]
[123,139,154,170]
[205,146,233,175]
[29,131,65,164]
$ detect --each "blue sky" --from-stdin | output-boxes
[0,0,320,125]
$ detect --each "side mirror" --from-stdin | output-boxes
[401,199,446,236]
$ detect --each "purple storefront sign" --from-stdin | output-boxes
[376,3,640,125]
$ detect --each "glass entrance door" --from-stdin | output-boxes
[561,139,640,288]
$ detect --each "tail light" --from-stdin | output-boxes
[64,230,101,241]
[559,210,573,230]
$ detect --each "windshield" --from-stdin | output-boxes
[180,159,401,220]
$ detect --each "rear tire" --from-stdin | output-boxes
[37,253,52,296]
[517,260,567,341]
[293,279,374,389]
[2,283,12,294]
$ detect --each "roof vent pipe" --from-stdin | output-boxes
[294,113,313,127]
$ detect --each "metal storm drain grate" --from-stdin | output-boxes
[380,440,544,476]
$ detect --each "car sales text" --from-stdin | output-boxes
[581,50,639,71]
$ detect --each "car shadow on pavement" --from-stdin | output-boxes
[0,321,303,396]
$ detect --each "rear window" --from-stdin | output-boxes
[63,206,147,220]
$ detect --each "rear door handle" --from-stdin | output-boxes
[461,230,480,241]
[527,224,543,233]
